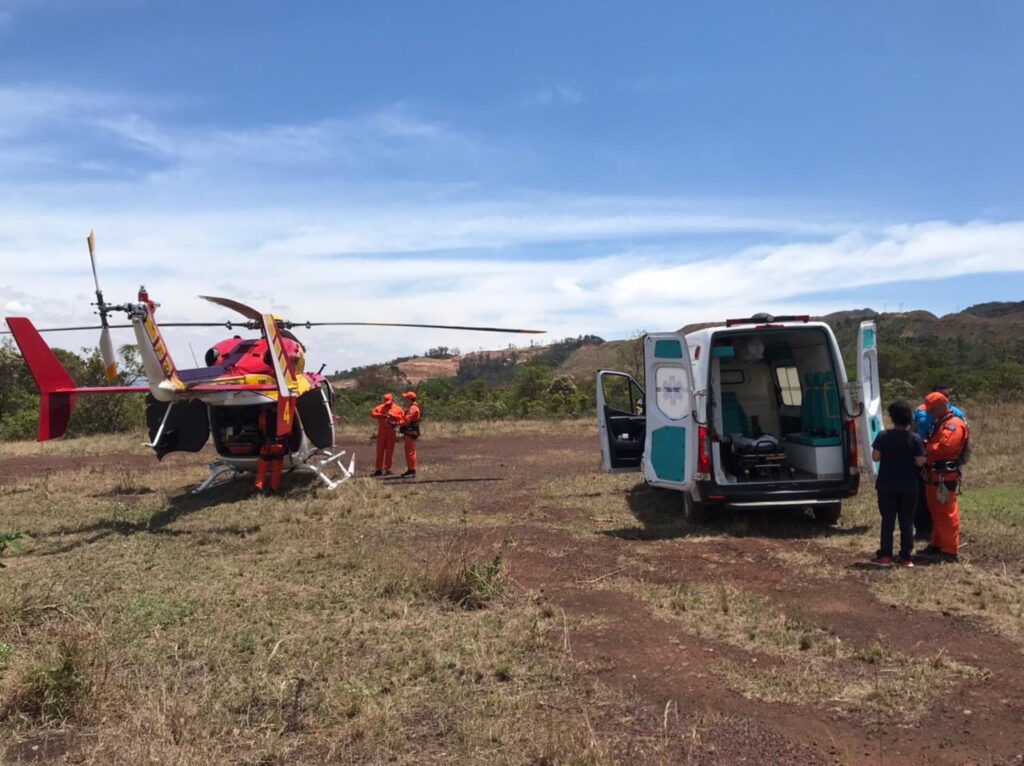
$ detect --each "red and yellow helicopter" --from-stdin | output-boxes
[3,232,543,494]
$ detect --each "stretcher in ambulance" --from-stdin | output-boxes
[596,316,881,523]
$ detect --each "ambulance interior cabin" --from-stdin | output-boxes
[709,328,845,484]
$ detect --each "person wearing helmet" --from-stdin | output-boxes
[370,393,404,476]
[912,384,966,541]
[920,392,969,562]
[398,391,421,478]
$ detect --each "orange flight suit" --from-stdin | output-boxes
[255,408,285,494]
[371,396,404,472]
[924,413,968,555]
[400,400,421,472]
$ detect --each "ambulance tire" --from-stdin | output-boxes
[682,494,712,524]
[812,502,842,525]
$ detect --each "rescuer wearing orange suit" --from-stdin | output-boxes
[398,391,421,478]
[370,393,404,476]
[920,391,970,562]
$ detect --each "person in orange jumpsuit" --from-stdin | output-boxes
[370,393,404,476]
[398,391,421,478]
[921,391,969,561]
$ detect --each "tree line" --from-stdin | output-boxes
[0,339,146,440]
[2,321,1023,440]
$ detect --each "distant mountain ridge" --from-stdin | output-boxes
[331,301,1024,392]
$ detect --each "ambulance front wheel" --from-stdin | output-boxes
[682,494,712,524]
[812,502,842,525]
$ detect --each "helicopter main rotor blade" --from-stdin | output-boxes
[295,321,545,334]
[198,295,263,322]
[0,322,234,335]
[2,321,545,335]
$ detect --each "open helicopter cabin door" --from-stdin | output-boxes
[145,396,210,459]
[296,381,336,449]
[856,320,882,478]
[643,333,697,490]
[596,370,645,472]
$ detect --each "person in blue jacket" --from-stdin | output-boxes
[913,384,966,540]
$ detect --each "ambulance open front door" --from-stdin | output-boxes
[596,370,645,473]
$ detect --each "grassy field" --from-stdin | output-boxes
[0,405,1022,764]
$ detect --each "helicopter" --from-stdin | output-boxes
[3,232,544,494]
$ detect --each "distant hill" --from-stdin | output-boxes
[961,301,1024,320]
[332,335,607,389]
[331,301,1024,400]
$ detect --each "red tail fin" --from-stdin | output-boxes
[5,317,77,440]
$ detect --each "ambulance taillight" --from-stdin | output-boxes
[847,419,859,475]
[697,425,712,479]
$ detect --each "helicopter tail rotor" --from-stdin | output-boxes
[87,230,119,381]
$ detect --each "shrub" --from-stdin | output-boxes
[0,531,25,567]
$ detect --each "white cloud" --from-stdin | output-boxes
[1,82,1021,371]
[3,208,1022,369]
[0,84,472,184]
[519,84,584,108]
[0,83,144,136]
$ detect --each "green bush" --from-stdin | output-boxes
[0,340,146,440]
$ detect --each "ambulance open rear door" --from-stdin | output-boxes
[856,320,882,478]
[642,333,697,490]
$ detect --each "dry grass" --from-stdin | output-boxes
[768,547,829,575]
[0,439,690,764]
[0,404,1021,762]
[623,579,983,721]
[0,429,151,459]
[871,563,1024,649]
[956,402,1023,490]
[335,418,597,441]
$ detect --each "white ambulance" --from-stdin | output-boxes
[596,315,881,523]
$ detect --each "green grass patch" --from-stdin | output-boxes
[961,484,1024,523]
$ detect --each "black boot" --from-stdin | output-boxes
[400,470,416,478]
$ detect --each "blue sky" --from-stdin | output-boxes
[2,1,1023,367]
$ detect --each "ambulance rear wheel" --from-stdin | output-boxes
[682,494,711,524]
[812,502,842,525]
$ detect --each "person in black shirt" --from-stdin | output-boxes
[870,400,926,567]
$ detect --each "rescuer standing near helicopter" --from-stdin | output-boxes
[371,393,404,476]
[399,391,421,478]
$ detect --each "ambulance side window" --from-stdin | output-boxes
[602,374,641,414]
[775,365,802,406]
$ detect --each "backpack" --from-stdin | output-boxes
[960,431,972,465]
[932,413,971,465]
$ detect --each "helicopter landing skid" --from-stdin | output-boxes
[298,448,356,490]
[190,449,355,494]
[192,462,242,494]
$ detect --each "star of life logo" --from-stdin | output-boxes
[655,369,688,419]
[657,375,685,407]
